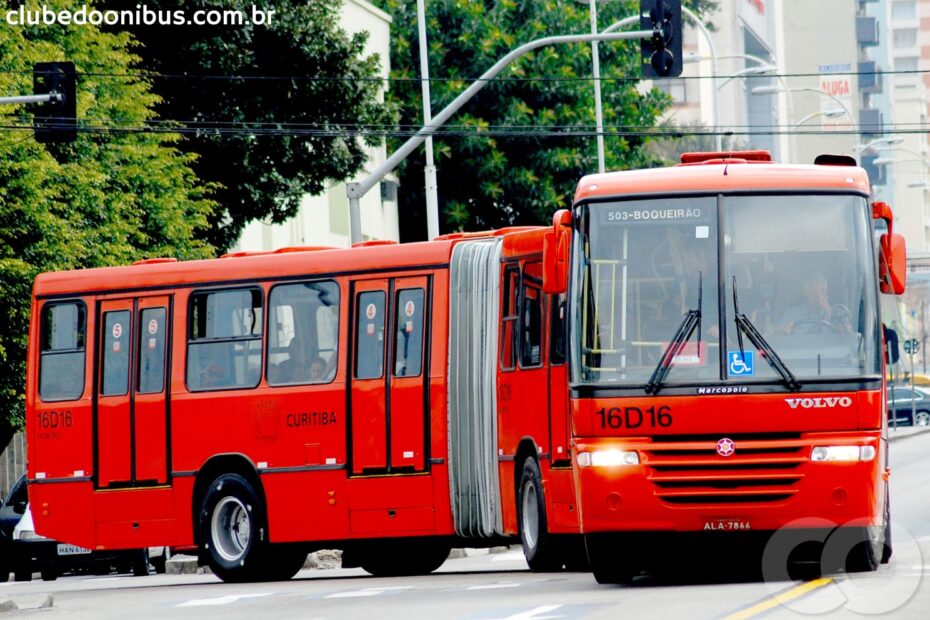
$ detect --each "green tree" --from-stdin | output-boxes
[0,0,215,449]
[112,0,397,251]
[374,0,713,239]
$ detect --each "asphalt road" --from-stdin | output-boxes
[2,430,929,619]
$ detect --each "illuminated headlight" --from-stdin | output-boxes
[811,446,875,462]
[577,450,639,467]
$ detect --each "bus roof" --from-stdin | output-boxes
[573,153,871,204]
[33,227,547,298]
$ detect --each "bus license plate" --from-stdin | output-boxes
[703,518,751,532]
[57,544,92,556]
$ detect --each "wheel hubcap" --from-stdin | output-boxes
[521,480,539,550]
[212,497,251,562]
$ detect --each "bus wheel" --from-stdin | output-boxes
[881,489,893,564]
[518,457,561,572]
[132,549,150,576]
[200,473,267,582]
[360,540,450,577]
[830,526,882,574]
[585,534,637,585]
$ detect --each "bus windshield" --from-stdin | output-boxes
[572,194,881,387]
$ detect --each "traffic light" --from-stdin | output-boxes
[640,0,683,78]
[33,61,76,143]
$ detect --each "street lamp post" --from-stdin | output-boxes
[794,108,848,128]
[345,29,656,244]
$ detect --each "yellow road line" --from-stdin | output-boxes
[723,578,834,620]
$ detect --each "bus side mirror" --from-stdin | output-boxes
[884,325,900,365]
[873,201,906,295]
[879,233,906,295]
[543,210,571,294]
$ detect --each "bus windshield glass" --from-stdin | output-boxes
[572,194,881,387]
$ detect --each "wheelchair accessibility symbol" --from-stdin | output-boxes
[728,351,754,376]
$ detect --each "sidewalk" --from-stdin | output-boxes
[888,423,930,441]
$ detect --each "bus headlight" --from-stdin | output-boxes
[810,446,875,462]
[577,450,639,467]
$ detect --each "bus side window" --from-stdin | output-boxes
[520,277,543,368]
[550,293,566,366]
[101,311,131,396]
[187,288,263,391]
[268,281,340,386]
[355,291,386,380]
[39,301,86,401]
[500,266,519,371]
[394,288,425,377]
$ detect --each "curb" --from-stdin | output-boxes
[888,425,930,442]
[166,556,211,575]
[0,594,53,613]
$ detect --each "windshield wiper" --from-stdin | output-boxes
[732,276,800,391]
[646,273,702,395]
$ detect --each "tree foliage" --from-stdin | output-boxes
[115,0,397,250]
[374,0,716,239]
[0,0,215,448]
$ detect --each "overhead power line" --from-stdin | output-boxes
[2,121,929,140]
[0,67,928,84]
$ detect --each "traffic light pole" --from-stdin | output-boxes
[345,28,655,245]
[0,93,61,106]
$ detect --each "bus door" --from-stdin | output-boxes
[500,263,549,451]
[548,293,571,465]
[350,276,429,474]
[96,296,170,488]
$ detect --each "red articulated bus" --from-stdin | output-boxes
[26,150,907,584]
[25,227,585,581]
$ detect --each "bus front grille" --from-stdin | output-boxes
[643,435,806,505]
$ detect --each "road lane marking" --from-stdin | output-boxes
[723,578,834,620]
[325,586,414,598]
[467,582,521,590]
[178,593,272,607]
[478,605,563,620]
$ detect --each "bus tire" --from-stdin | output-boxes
[585,534,637,585]
[831,526,881,574]
[200,473,268,583]
[517,457,561,572]
[132,549,150,577]
[881,488,893,564]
